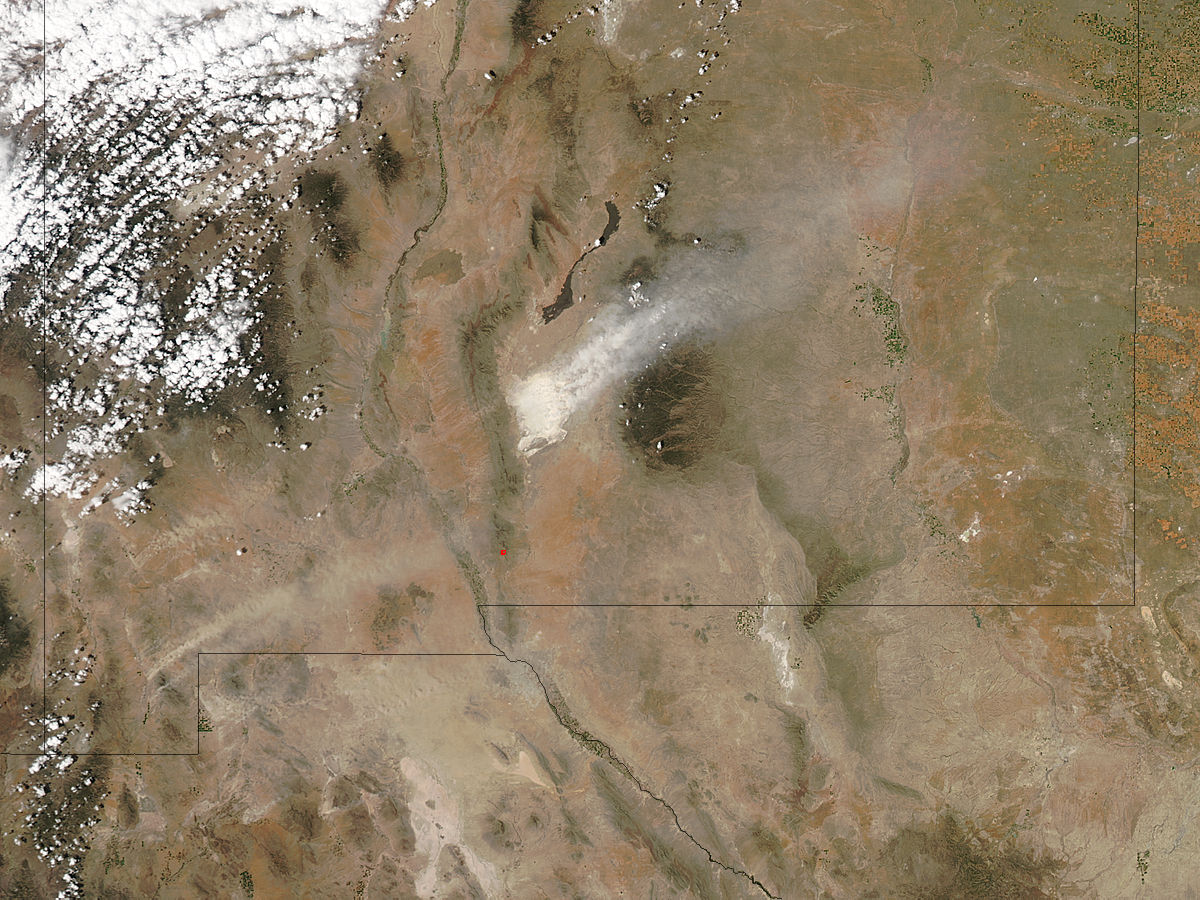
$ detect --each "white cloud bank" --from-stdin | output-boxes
[0,0,436,501]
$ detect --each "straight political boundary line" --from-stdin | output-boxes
[4,652,503,757]
[16,1,1141,762]
[38,0,49,771]
[480,603,1140,608]
[1131,0,1142,607]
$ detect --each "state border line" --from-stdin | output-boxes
[4,652,504,757]
[480,603,1141,608]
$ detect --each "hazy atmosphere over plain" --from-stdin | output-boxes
[1,0,1198,897]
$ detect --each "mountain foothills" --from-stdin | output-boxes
[0,0,1197,897]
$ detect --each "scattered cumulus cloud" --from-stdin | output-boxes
[0,0,435,501]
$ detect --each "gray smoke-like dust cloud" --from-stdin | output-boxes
[508,246,756,454]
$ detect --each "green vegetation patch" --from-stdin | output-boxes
[297,169,360,267]
[0,580,31,677]
[885,811,1066,898]
[804,554,872,628]
[854,282,908,367]
[619,344,724,470]
[371,132,406,188]
[734,607,763,637]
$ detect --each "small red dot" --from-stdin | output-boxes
[500,549,506,556]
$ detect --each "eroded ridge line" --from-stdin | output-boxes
[381,97,449,312]
[360,97,449,455]
[380,0,467,312]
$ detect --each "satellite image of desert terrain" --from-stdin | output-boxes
[0,0,1198,895]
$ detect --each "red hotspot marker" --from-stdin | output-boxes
[500,549,506,556]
